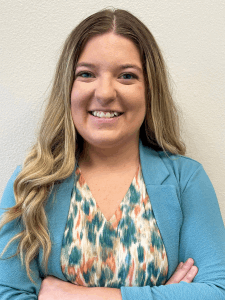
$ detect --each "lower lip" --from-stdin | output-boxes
[89,113,123,124]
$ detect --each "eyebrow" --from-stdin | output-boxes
[76,62,143,73]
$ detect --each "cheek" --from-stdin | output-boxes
[71,83,91,107]
[70,93,89,128]
[129,92,146,113]
[71,92,86,113]
[70,96,77,120]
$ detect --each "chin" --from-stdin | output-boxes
[84,137,123,149]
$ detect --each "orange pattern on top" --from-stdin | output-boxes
[75,269,87,286]
[68,266,76,277]
[142,195,148,206]
[128,259,135,286]
[134,205,141,217]
[105,252,116,273]
[143,262,146,271]
[77,231,81,245]
[78,173,85,188]
[87,212,94,222]
[83,257,97,273]
[112,207,123,229]
[75,211,81,229]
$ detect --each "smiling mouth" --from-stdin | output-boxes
[89,111,123,118]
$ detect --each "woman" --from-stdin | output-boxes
[0,8,225,300]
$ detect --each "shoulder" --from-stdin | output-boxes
[139,141,206,190]
[157,151,210,194]
[158,151,202,177]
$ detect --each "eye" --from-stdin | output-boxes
[76,72,94,78]
[120,73,138,80]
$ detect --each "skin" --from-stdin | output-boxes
[38,32,198,299]
[165,258,198,285]
[71,32,146,170]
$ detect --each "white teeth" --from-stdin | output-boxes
[91,111,121,118]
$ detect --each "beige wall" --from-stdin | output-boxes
[1,1,225,222]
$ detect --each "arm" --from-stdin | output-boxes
[121,165,225,299]
[0,167,42,299]
[38,258,197,299]
[38,276,122,300]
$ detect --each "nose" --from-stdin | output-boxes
[95,75,116,105]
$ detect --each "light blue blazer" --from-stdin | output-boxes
[1,140,225,299]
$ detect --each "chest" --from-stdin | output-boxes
[60,163,169,288]
[79,169,137,221]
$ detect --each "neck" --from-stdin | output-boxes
[79,138,140,172]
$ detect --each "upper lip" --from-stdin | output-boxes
[88,109,123,113]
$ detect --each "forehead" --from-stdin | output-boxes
[77,32,142,68]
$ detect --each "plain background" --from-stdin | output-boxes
[0,1,225,223]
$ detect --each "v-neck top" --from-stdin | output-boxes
[60,164,168,288]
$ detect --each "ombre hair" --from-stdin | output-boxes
[0,8,185,283]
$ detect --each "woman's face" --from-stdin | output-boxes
[71,32,146,150]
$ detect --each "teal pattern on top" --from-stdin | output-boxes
[61,164,168,288]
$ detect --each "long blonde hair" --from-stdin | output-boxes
[0,8,185,283]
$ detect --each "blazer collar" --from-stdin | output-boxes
[74,140,169,185]
[139,139,169,185]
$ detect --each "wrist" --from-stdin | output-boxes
[94,287,122,300]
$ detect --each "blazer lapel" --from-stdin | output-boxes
[139,140,183,279]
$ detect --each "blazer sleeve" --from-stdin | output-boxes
[121,165,225,299]
[0,167,42,299]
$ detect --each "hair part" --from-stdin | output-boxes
[0,8,185,283]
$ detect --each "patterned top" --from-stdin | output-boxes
[61,164,168,288]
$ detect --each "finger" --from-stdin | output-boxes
[175,262,184,271]
[166,258,194,284]
[181,266,198,283]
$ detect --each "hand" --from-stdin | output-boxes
[165,258,198,285]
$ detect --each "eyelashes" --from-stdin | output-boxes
[121,73,138,80]
[75,71,138,80]
[75,72,93,78]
